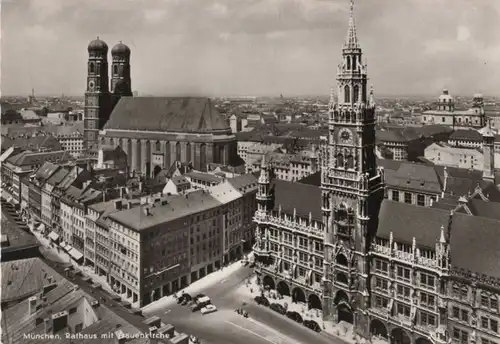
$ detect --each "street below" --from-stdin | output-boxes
[144,264,342,344]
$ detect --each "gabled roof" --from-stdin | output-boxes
[1,258,63,304]
[449,129,483,141]
[170,175,190,186]
[34,162,59,181]
[272,179,322,221]
[227,174,258,194]
[185,171,222,184]
[103,97,231,134]
[376,200,500,279]
[390,162,443,194]
[109,190,222,231]
[450,212,500,279]
[46,166,70,186]
[6,150,71,168]
[377,200,450,248]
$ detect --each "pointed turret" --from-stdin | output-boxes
[368,84,375,108]
[257,154,273,214]
[344,0,359,49]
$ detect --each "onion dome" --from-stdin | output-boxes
[88,36,108,53]
[111,41,131,56]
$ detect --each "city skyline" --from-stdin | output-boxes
[2,0,500,97]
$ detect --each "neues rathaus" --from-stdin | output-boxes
[253,2,500,344]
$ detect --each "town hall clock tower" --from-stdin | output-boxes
[320,0,385,337]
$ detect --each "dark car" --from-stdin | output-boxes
[177,293,192,304]
[254,296,270,307]
[303,320,321,332]
[269,303,286,315]
[286,311,303,323]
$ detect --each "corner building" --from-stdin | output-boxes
[253,2,500,344]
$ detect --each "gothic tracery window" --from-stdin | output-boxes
[346,56,351,70]
[89,63,95,74]
[344,85,351,103]
[337,153,344,168]
[347,155,354,169]
[353,85,360,103]
[113,65,118,75]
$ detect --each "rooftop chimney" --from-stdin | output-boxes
[52,311,68,333]
[115,200,123,210]
[29,296,37,315]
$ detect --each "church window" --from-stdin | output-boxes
[200,143,207,169]
[337,272,348,285]
[109,138,114,145]
[176,142,181,161]
[442,117,445,123]
[352,55,357,70]
[89,63,95,74]
[113,65,118,75]
[346,155,354,169]
[337,153,344,168]
[344,85,351,103]
[336,254,348,266]
[353,85,360,103]
[346,56,351,70]
[186,142,192,162]
[155,141,161,151]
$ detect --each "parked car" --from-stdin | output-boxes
[254,296,270,306]
[303,320,321,332]
[191,296,212,312]
[286,311,303,323]
[269,303,286,315]
[201,304,218,315]
[177,293,192,304]
[195,294,206,301]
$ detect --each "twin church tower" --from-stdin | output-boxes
[84,38,133,151]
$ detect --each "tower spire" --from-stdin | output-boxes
[345,0,359,49]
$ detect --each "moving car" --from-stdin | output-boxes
[200,304,218,315]
[191,296,212,312]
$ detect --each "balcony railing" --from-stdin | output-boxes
[254,213,323,238]
[372,244,439,270]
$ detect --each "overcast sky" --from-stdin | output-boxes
[1,0,499,97]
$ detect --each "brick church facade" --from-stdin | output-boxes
[83,39,239,175]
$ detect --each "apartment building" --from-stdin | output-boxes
[209,174,258,263]
[106,190,223,307]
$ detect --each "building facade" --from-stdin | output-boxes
[421,91,486,130]
[253,3,500,344]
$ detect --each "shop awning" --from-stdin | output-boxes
[48,231,59,242]
[60,241,67,250]
[68,248,84,261]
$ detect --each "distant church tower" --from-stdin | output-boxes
[84,37,111,152]
[110,41,132,100]
[320,0,384,336]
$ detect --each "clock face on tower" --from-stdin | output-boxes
[338,128,353,144]
[88,81,95,91]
